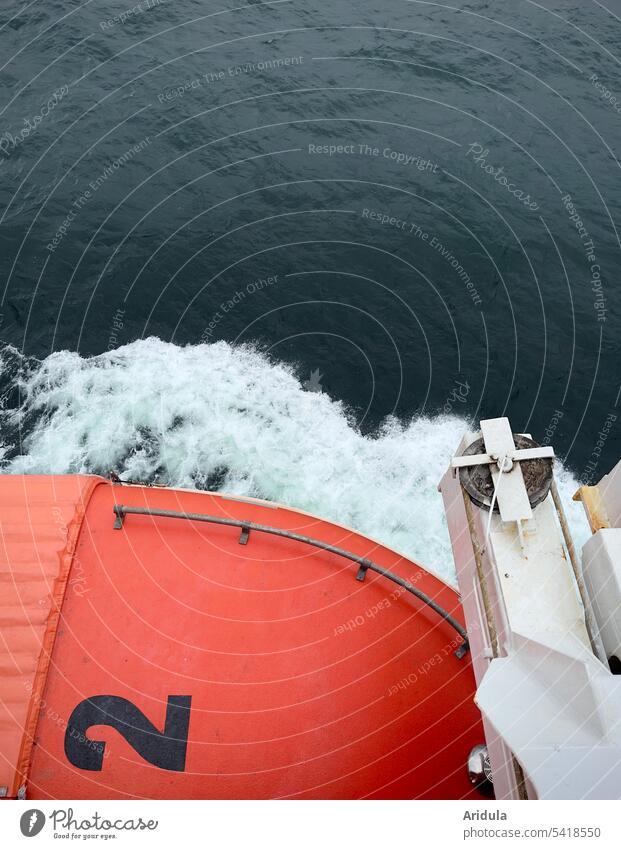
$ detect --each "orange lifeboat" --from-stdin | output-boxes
[0,475,483,799]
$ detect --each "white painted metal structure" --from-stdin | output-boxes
[577,457,621,672]
[439,418,621,800]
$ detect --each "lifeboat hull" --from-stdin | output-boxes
[0,475,483,799]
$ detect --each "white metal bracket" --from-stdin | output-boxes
[451,418,554,523]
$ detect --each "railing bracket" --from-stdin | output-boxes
[111,503,469,653]
[356,562,370,582]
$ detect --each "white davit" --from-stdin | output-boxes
[439,417,621,801]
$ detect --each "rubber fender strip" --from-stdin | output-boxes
[12,477,105,798]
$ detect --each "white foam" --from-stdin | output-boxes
[0,338,589,581]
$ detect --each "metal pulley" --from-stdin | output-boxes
[452,418,554,523]
[458,434,553,513]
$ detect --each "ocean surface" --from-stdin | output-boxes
[1,0,620,577]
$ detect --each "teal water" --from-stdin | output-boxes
[0,0,619,570]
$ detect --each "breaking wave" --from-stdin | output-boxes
[0,338,588,581]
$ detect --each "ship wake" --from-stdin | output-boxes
[0,338,588,580]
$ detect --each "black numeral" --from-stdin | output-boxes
[64,695,191,771]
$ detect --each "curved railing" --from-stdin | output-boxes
[112,504,469,656]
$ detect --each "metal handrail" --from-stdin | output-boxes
[112,504,469,655]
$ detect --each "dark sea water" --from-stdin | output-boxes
[0,0,620,573]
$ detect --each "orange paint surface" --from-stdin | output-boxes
[0,475,102,798]
[4,478,483,799]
